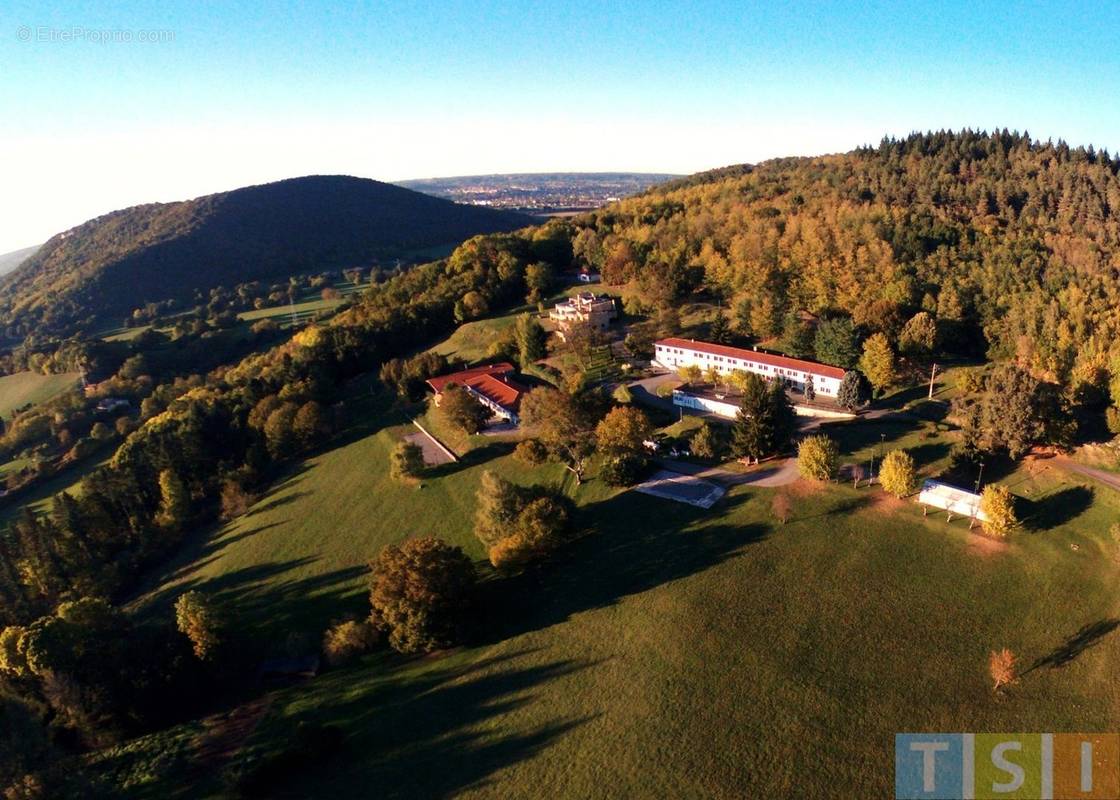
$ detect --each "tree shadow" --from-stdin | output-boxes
[476,490,768,643]
[1020,485,1095,532]
[258,650,600,799]
[247,491,314,517]
[1025,618,1120,672]
[426,440,516,478]
[909,441,951,469]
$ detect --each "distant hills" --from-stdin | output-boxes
[0,244,41,277]
[398,172,680,213]
[0,175,533,340]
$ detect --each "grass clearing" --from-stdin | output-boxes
[0,371,80,418]
[104,381,1120,799]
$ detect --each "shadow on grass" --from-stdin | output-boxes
[909,441,951,469]
[476,490,768,643]
[1020,485,1095,532]
[427,440,516,478]
[1026,618,1120,673]
[259,650,599,799]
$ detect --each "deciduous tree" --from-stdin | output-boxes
[798,434,838,481]
[879,449,917,497]
[980,484,1017,537]
[439,384,490,434]
[859,333,897,394]
[390,441,426,482]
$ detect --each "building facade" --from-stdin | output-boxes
[653,337,846,397]
[548,292,617,340]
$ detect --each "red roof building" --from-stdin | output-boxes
[426,363,527,422]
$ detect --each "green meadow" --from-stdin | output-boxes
[0,370,80,419]
[98,382,1120,799]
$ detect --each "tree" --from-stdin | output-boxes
[767,378,797,455]
[520,388,597,483]
[89,422,113,442]
[771,492,791,524]
[814,317,860,368]
[837,371,871,410]
[155,469,190,531]
[524,262,554,306]
[879,450,917,498]
[859,333,897,394]
[439,384,490,434]
[731,373,773,463]
[979,366,1043,459]
[174,591,226,663]
[850,463,867,488]
[454,291,489,322]
[804,375,816,402]
[322,619,379,667]
[474,471,524,549]
[709,308,732,344]
[690,422,721,459]
[798,435,838,481]
[980,484,1017,537]
[262,401,299,459]
[220,479,257,520]
[704,365,722,388]
[678,364,702,384]
[779,312,813,358]
[899,311,938,356]
[390,440,426,482]
[514,313,547,368]
[368,537,476,654]
[293,400,330,451]
[989,648,1017,692]
[595,406,652,459]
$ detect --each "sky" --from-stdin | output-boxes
[1,0,1119,253]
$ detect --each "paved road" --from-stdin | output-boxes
[1054,456,1120,494]
[404,426,456,466]
[655,456,800,488]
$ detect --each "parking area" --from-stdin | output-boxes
[404,425,457,466]
[634,469,726,509]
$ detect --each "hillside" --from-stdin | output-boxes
[0,244,40,277]
[0,176,533,339]
[567,130,1120,383]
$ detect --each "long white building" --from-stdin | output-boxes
[653,337,846,396]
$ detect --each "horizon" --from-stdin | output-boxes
[3,0,1120,252]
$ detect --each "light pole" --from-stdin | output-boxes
[975,460,985,493]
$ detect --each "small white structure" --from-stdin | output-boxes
[654,338,845,396]
[917,479,989,523]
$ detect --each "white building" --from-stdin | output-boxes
[653,338,846,397]
[549,292,617,340]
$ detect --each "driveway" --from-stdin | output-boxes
[1053,456,1120,494]
[655,456,800,488]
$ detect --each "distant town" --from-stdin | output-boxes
[397,172,681,215]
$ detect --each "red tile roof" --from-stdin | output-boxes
[654,338,846,380]
[426,362,515,393]
[426,363,526,412]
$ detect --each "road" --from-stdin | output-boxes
[656,456,800,487]
[1054,455,1120,494]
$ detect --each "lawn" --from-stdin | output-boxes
[0,370,80,418]
[101,391,1120,799]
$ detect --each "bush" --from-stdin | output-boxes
[797,435,838,481]
[879,449,917,498]
[389,440,425,482]
[600,454,651,486]
[322,619,380,667]
[513,439,548,465]
[220,479,258,520]
[980,484,1017,537]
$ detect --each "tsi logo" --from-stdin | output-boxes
[895,733,1120,799]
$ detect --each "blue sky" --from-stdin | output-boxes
[1,0,1119,251]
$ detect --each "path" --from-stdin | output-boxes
[406,420,457,465]
[1054,456,1120,494]
[655,456,800,488]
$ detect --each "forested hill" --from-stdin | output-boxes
[570,130,1120,382]
[0,176,533,340]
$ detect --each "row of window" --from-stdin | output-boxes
[657,346,836,382]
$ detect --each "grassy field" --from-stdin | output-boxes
[98,379,1120,799]
[0,371,80,418]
